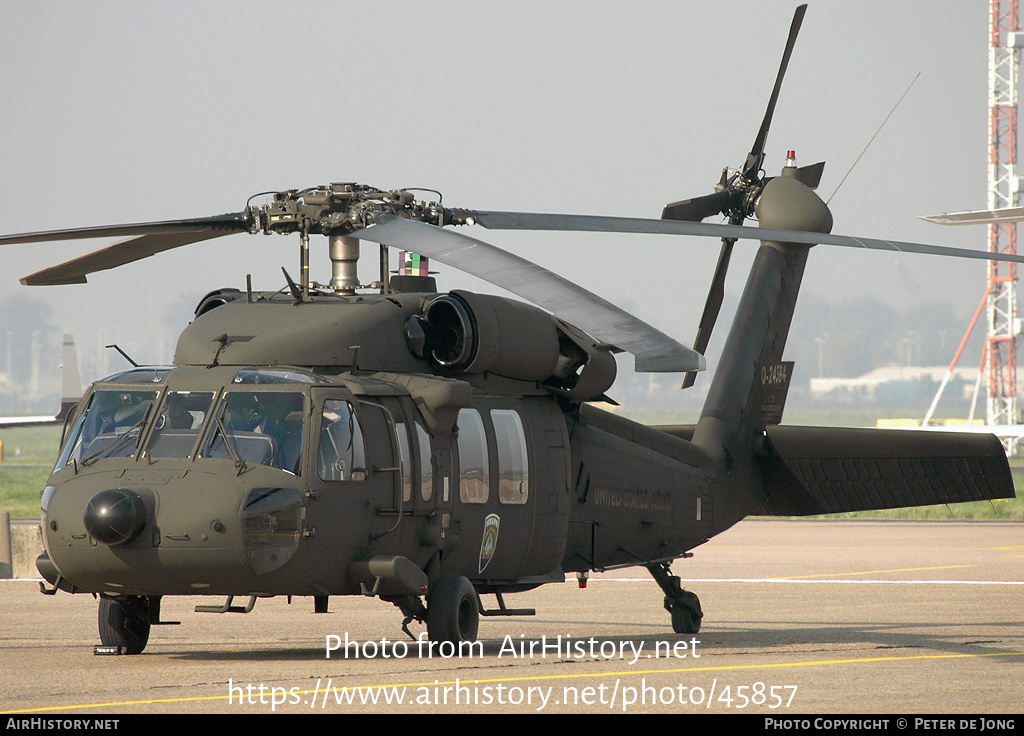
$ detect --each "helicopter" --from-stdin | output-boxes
[0,5,1016,655]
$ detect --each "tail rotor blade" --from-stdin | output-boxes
[682,238,735,388]
[662,190,731,222]
[743,4,807,179]
[795,161,825,189]
[765,161,826,190]
[662,4,806,384]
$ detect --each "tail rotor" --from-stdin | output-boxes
[661,4,824,388]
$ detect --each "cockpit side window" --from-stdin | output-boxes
[317,399,367,482]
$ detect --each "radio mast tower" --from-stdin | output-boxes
[987,0,1021,441]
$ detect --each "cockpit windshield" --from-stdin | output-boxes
[57,390,160,467]
[55,381,309,475]
[146,391,215,459]
[200,391,306,473]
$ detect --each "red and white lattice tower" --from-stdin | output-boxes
[987,0,1021,442]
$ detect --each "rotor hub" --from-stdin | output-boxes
[257,184,450,238]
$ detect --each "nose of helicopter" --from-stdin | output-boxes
[82,489,148,546]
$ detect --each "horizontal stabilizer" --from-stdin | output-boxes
[755,425,1015,516]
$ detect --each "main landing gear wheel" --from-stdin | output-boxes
[647,561,703,635]
[427,574,479,644]
[669,594,702,635]
[98,596,151,654]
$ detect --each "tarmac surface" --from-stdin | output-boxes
[1,519,1021,714]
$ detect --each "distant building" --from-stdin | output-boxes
[809,366,981,403]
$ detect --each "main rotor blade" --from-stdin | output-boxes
[744,4,807,178]
[921,207,1024,225]
[468,211,1024,266]
[0,211,255,285]
[0,211,253,246]
[353,217,706,373]
[20,229,241,285]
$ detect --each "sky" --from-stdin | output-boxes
[0,0,1002,390]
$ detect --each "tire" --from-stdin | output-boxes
[98,596,151,654]
[427,574,479,644]
[671,603,701,635]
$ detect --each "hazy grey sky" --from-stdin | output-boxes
[0,1,998,385]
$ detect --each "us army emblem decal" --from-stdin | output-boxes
[479,513,500,573]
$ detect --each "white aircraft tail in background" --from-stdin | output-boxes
[0,334,81,428]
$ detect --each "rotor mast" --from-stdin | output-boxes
[328,234,361,293]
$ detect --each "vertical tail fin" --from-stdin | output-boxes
[691,174,831,519]
[57,334,82,421]
[690,174,830,531]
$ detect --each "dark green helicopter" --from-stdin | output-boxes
[1,5,1016,655]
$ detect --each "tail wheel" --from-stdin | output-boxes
[98,596,151,654]
[426,574,479,644]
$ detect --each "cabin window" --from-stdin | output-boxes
[491,409,529,505]
[317,399,367,482]
[457,408,489,503]
[203,391,305,473]
[57,389,160,467]
[416,422,433,501]
[146,391,214,459]
[396,416,433,501]
[396,420,413,502]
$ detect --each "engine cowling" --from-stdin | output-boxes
[194,288,243,317]
[407,290,616,401]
